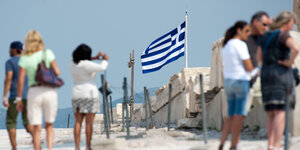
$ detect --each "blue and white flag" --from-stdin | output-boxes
[141,21,185,74]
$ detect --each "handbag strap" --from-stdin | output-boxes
[41,49,50,69]
[42,49,47,62]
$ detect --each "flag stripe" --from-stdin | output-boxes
[141,45,171,59]
[141,33,185,60]
[142,43,184,65]
[149,34,171,50]
[141,37,184,61]
[148,38,171,52]
[146,42,172,58]
[142,52,184,73]
[145,32,171,54]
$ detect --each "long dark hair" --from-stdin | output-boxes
[72,44,92,64]
[223,21,248,46]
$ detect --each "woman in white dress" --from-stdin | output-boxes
[70,44,109,150]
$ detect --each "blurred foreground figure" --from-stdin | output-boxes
[3,41,33,150]
[256,11,299,150]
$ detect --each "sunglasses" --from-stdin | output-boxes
[262,23,268,27]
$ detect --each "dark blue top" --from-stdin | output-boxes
[259,30,294,104]
[5,56,28,99]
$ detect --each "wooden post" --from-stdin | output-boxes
[144,87,149,130]
[200,74,207,144]
[122,92,125,132]
[67,114,70,128]
[146,89,154,128]
[110,96,114,124]
[101,75,110,139]
[123,77,130,137]
[284,91,292,150]
[168,84,172,131]
[107,94,111,129]
[128,50,135,121]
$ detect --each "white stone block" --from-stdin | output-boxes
[154,85,168,112]
[177,118,202,128]
[294,0,300,31]
[205,89,227,130]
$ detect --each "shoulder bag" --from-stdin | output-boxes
[35,50,64,88]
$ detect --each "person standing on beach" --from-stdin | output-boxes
[2,41,33,150]
[246,11,270,111]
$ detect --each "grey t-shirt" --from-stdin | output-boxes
[246,35,262,68]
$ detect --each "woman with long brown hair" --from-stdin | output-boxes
[219,21,253,150]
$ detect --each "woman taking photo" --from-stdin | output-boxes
[17,30,61,150]
[256,11,299,150]
[219,21,253,150]
[70,44,109,150]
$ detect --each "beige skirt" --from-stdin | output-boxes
[72,98,100,113]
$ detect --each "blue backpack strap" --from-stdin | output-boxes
[263,30,280,54]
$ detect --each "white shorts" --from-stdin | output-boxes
[27,86,58,125]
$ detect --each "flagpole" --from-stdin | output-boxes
[185,11,188,68]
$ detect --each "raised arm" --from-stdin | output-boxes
[90,52,103,60]
[84,53,109,72]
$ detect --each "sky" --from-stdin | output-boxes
[0,0,293,109]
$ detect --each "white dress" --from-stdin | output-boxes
[70,60,108,113]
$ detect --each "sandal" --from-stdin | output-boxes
[218,144,223,150]
[273,147,282,150]
[268,145,274,150]
[229,147,237,150]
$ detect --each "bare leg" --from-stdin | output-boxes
[219,116,233,148]
[33,125,42,150]
[85,113,95,150]
[267,111,275,150]
[8,128,17,150]
[74,109,84,149]
[45,123,54,150]
[273,110,285,148]
[26,125,34,136]
[230,115,245,148]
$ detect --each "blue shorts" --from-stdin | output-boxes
[224,79,250,116]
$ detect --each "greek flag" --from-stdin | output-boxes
[141,21,185,74]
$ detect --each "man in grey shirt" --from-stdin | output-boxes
[246,11,270,111]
